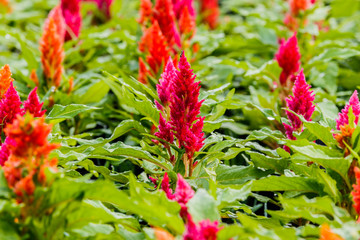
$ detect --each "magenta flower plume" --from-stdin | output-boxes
[275,33,301,86]
[154,114,174,143]
[336,90,360,130]
[184,218,221,240]
[172,0,195,20]
[161,173,175,200]
[170,53,205,160]
[93,0,113,17]
[0,83,22,131]
[0,137,15,166]
[157,57,176,106]
[61,0,82,41]
[283,70,315,140]
[23,87,46,117]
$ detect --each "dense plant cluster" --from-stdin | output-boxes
[1,0,360,239]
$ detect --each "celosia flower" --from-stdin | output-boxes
[138,0,153,27]
[289,0,311,16]
[61,0,82,41]
[199,0,219,29]
[139,21,171,77]
[161,173,195,218]
[154,0,181,48]
[40,6,65,87]
[336,90,360,130]
[172,0,195,20]
[183,217,221,240]
[3,114,59,202]
[334,124,354,150]
[30,69,39,86]
[0,83,22,131]
[170,53,205,160]
[275,33,301,86]
[92,0,113,17]
[0,64,14,99]
[283,70,315,140]
[155,114,174,143]
[138,57,149,84]
[319,224,344,240]
[284,13,299,31]
[179,5,196,38]
[154,227,175,240]
[157,57,176,106]
[0,137,14,166]
[352,167,360,217]
[23,87,46,117]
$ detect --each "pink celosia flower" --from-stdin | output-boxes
[61,0,82,41]
[157,57,176,106]
[283,70,315,140]
[170,53,205,160]
[0,83,22,131]
[0,137,14,166]
[92,0,113,17]
[336,90,360,130]
[352,167,360,217]
[172,0,195,20]
[183,217,221,240]
[155,114,174,143]
[275,33,301,86]
[23,87,46,117]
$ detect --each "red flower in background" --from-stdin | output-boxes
[275,33,301,86]
[172,0,195,20]
[283,70,315,140]
[40,6,65,87]
[61,0,82,41]
[0,65,14,99]
[23,87,47,117]
[200,0,219,29]
[138,0,153,27]
[184,218,221,240]
[179,5,196,39]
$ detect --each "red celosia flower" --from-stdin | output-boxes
[23,87,46,117]
[157,58,176,106]
[154,0,181,48]
[283,70,315,140]
[183,217,221,240]
[155,114,174,143]
[200,0,219,30]
[336,90,360,130]
[0,64,14,99]
[30,69,39,86]
[61,0,82,41]
[0,83,22,131]
[289,0,311,16]
[139,21,171,77]
[179,5,196,38]
[275,33,301,86]
[170,53,205,160]
[352,167,360,216]
[2,114,59,202]
[40,6,65,87]
[138,0,153,27]
[319,224,344,240]
[161,172,175,200]
[138,57,149,84]
[172,0,195,20]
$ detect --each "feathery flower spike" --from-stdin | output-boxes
[23,87,46,117]
[336,90,360,130]
[172,0,195,20]
[61,0,82,41]
[283,70,315,140]
[155,114,174,144]
[200,0,219,29]
[352,167,360,217]
[184,217,221,240]
[138,0,153,27]
[179,5,196,39]
[319,224,344,240]
[275,33,301,86]
[0,83,22,131]
[157,57,176,106]
[138,57,149,84]
[40,6,65,87]
[0,65,14,99]
[0,137,14,166]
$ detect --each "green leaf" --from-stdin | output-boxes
[47,104,98,123]
[187,189,220,222]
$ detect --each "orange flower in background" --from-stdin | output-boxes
[154,228,175,240]
[138,57,149,84]
[179,6,196,38]
[289,0,311,16]
[200,0,219,29]
[138,0,153,28]
[0,0,11,13]
[319,224,344,240]
[2,114,59,202]
[0,65,14,99]
[29,69,39,86]
[40,6,65,88]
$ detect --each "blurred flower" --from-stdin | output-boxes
[352,167,360,217]
[0,137,14,166]
[61,0,82,41]
[138,57,150,84]
[284,13,299,31]
[23,87,46,117]
[336,90,360,130]
[319,224,344,240]
[40,6,65,87]
[154,227,175,240]
[138,0,153,27]
[283,70,315,140]
[92,0,113,17]
[0,65,14,99]
[0,0,11,13]
[3,114,59,202]
[275,33,301,86]
[289,0,311,16]
[0,83,22,131]
[199,0,219,29]
[179,5,196,39]
[184,218,221,240]
[172,0,195,20]
[29,69,39,86]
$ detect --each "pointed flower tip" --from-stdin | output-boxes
[23,87,46,117]
[336,90,360,130]
[0,64,14,99]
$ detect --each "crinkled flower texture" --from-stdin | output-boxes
[275,33,301,86]
[200,0,219,29]
[336,90,360,130]
[61,0,82,41]
[40,6,65,87]
[23,87,47,117]
[283,70,315,140]
[184,218,221,240]
[0,65,14,99]
[0,83,22,131]
[2,114,59,202]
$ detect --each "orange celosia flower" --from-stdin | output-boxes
[200,0,219,30]
[0,65,14,99]
[289,0,311,16]
[319,224,344,240]
[3,114,59,203]
[179,6,196,39]
[138,57,149,84]
[40,6,65,88]
[352,167,360,217]
[334,124,354,150]
[138,0,153,28]
[154,228,175,240]
[29,69,39,86]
